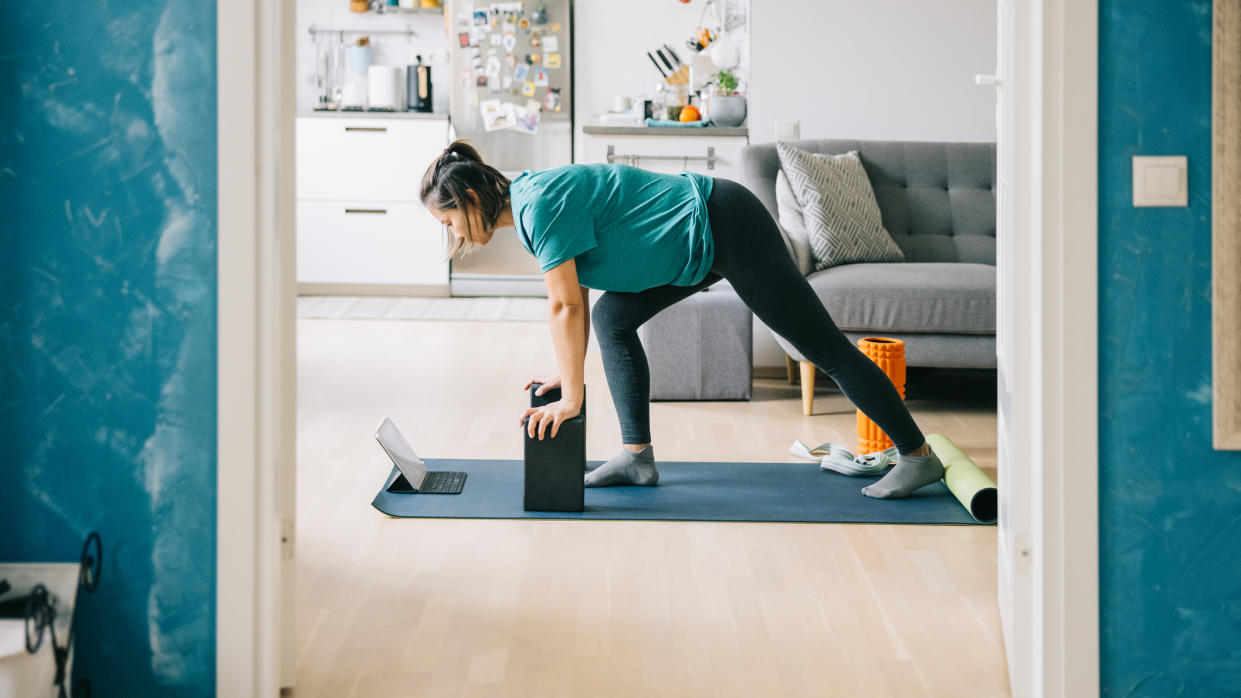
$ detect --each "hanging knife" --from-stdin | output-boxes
[655,48,675,74]
[663,44,683,67]
[647,51,668,78]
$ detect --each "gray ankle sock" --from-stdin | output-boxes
[584,446,659,487]
[861,449,945,499]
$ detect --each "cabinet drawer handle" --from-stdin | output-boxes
[344,126,388,133]
[344,208,388,215]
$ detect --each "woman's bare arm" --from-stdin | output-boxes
[521,258,586,439]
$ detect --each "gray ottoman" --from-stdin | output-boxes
[638,285,753,400]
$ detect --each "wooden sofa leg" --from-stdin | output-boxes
[786,355,797,384]
[799,361,816,416]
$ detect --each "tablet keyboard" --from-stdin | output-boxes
[419,471,467,494]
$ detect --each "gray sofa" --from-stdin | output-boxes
[741,139,997,414]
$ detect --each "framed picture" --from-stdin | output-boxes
[1213,1,1241,448]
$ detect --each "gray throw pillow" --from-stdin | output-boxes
[776,143,904,270]
[775,170,815,275]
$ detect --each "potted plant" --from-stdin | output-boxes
[710,69,746,127]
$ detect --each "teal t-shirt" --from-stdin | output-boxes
[509,164,715,292]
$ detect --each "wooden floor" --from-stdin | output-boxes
[293,318,1008,698]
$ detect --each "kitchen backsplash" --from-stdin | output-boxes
[296,0,451,113]
[573,0,747,123]
[297,0,749,131]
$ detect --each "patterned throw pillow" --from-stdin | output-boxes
[775,170,815,275]
[776,143,904,271]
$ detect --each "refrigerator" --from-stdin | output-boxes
[447,0,574,296]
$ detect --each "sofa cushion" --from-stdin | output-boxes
[776,143,904,270]
[744,140,997,265]
[806,262,996,334]
[774,171,815,275]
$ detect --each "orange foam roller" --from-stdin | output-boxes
[856,337,906,454]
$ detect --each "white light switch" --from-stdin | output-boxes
[1133,155,1188,207]
[774,120,800,142]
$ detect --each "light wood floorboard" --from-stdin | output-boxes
[294,318,1007,698]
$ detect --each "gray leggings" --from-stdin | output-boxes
[591,178,925,453]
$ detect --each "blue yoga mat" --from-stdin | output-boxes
[371,459,989,525]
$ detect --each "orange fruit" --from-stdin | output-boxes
[679,105,701,122]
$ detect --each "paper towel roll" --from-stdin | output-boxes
[367,65,402,110]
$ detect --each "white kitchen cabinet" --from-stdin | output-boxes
[580,128,749,182]
[295,114,450,293]
[296,201,447,286]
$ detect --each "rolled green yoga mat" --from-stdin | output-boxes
[927,433,998,524]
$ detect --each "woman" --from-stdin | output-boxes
[420,140,943,497]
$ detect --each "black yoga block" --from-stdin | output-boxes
[523,384,586,512]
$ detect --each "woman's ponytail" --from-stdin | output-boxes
[420,140,511,259]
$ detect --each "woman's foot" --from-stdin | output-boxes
[584,445,659,487]
[861,443,945,499]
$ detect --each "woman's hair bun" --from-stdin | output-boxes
[443,140,483,164]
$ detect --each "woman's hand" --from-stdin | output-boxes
[523,375,561,396]
[520,399,581,440]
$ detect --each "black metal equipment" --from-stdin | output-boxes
[0,531,101,698]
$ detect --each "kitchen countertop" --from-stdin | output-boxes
[583,124,748,137]
[298,110,449,120]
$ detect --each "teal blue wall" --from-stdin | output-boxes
[1,1,217,695]
[1100,0,1241,694]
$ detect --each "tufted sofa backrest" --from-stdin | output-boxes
[741,140,997,265]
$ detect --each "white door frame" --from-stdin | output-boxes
[214,1,1101,695]
[997,1,1100,696]
[217,0,297,695]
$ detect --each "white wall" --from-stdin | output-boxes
[748,0,996,143]
[295,0,450,114]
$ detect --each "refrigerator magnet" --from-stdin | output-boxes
[522,81,536,97]
[503,34,517,52]
[502,21,515,34]
[485,56,501,78]
[502,76,513,91]
[458,32,471,48]
[472,10,487,26]
[517,17,531,33]
[490,34,502,47]
[480,99,516,131]
[534,68,549,87]
[476,75,488,87]
[544,87,562,112]
[551,22,561,32]
[545,53,561,69]
[542,35,559,53]
[514,102,540,135]
[513,64,529,82]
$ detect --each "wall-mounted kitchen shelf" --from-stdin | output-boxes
[386,5,445,14]
[349,4,444,17]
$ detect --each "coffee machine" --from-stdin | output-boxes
[407,54,433,113]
